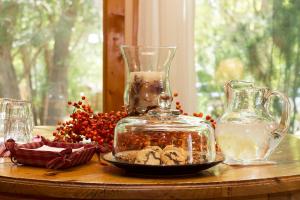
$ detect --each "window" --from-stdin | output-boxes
[195,0,300,134]
[0,0,103,125]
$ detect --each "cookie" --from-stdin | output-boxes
[190,151,207,164]
[161,145,187,165]
[115,150,138,163]
[144,146,163,152]
[135,146,162,165]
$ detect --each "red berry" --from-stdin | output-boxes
[54,96,128,151]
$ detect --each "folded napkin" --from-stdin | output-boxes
[0,135,46,157]
[20,145,84,152]
[0,143,10,157]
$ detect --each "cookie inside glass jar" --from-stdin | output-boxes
[135,146,162,165]
[160,145,187,165]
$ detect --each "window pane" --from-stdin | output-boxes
[0,0,103,125]
[195,0,299,134]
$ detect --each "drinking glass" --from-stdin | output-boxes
[4,100,34,143]
[0,98,15,143]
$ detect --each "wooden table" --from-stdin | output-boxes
[0,127,299,200]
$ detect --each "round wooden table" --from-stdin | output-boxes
[0,126,300,200]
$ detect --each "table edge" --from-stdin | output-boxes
[0,173,300,199]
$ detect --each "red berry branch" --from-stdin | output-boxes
[53,96,127,152]
[53,93,216,152]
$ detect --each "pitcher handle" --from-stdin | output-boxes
[224,81,232,108]
[265,90,291,138]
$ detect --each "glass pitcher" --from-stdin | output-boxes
[120,45,176,116]
[215,80,291,165]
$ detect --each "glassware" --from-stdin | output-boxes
[215,80,291,165]
[114,46,216,166]
[120,45,176,115]
[114,94,216,165]
[4,100,34,143]
[0,98,14,143]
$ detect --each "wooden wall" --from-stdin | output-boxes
[103,0,139,112]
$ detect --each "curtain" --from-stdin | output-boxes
[137,0,197,113]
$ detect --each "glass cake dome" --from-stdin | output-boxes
[113,96,216,166]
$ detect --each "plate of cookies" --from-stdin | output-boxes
[102,145,223,175]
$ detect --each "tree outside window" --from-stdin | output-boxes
[0,0,103,125]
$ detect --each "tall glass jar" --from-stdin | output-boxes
[120,45,176,115]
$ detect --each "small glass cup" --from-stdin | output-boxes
[4,100,34,144]
[0,98,16,144]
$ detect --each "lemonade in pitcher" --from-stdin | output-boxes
[215,81,290,165]
[216,122,278,164]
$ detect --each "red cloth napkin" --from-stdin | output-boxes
[0,143,10,157]
[0,135,42,157]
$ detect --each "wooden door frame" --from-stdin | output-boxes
[103,0,139,112]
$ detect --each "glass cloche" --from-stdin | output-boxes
[113,95,216,166]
